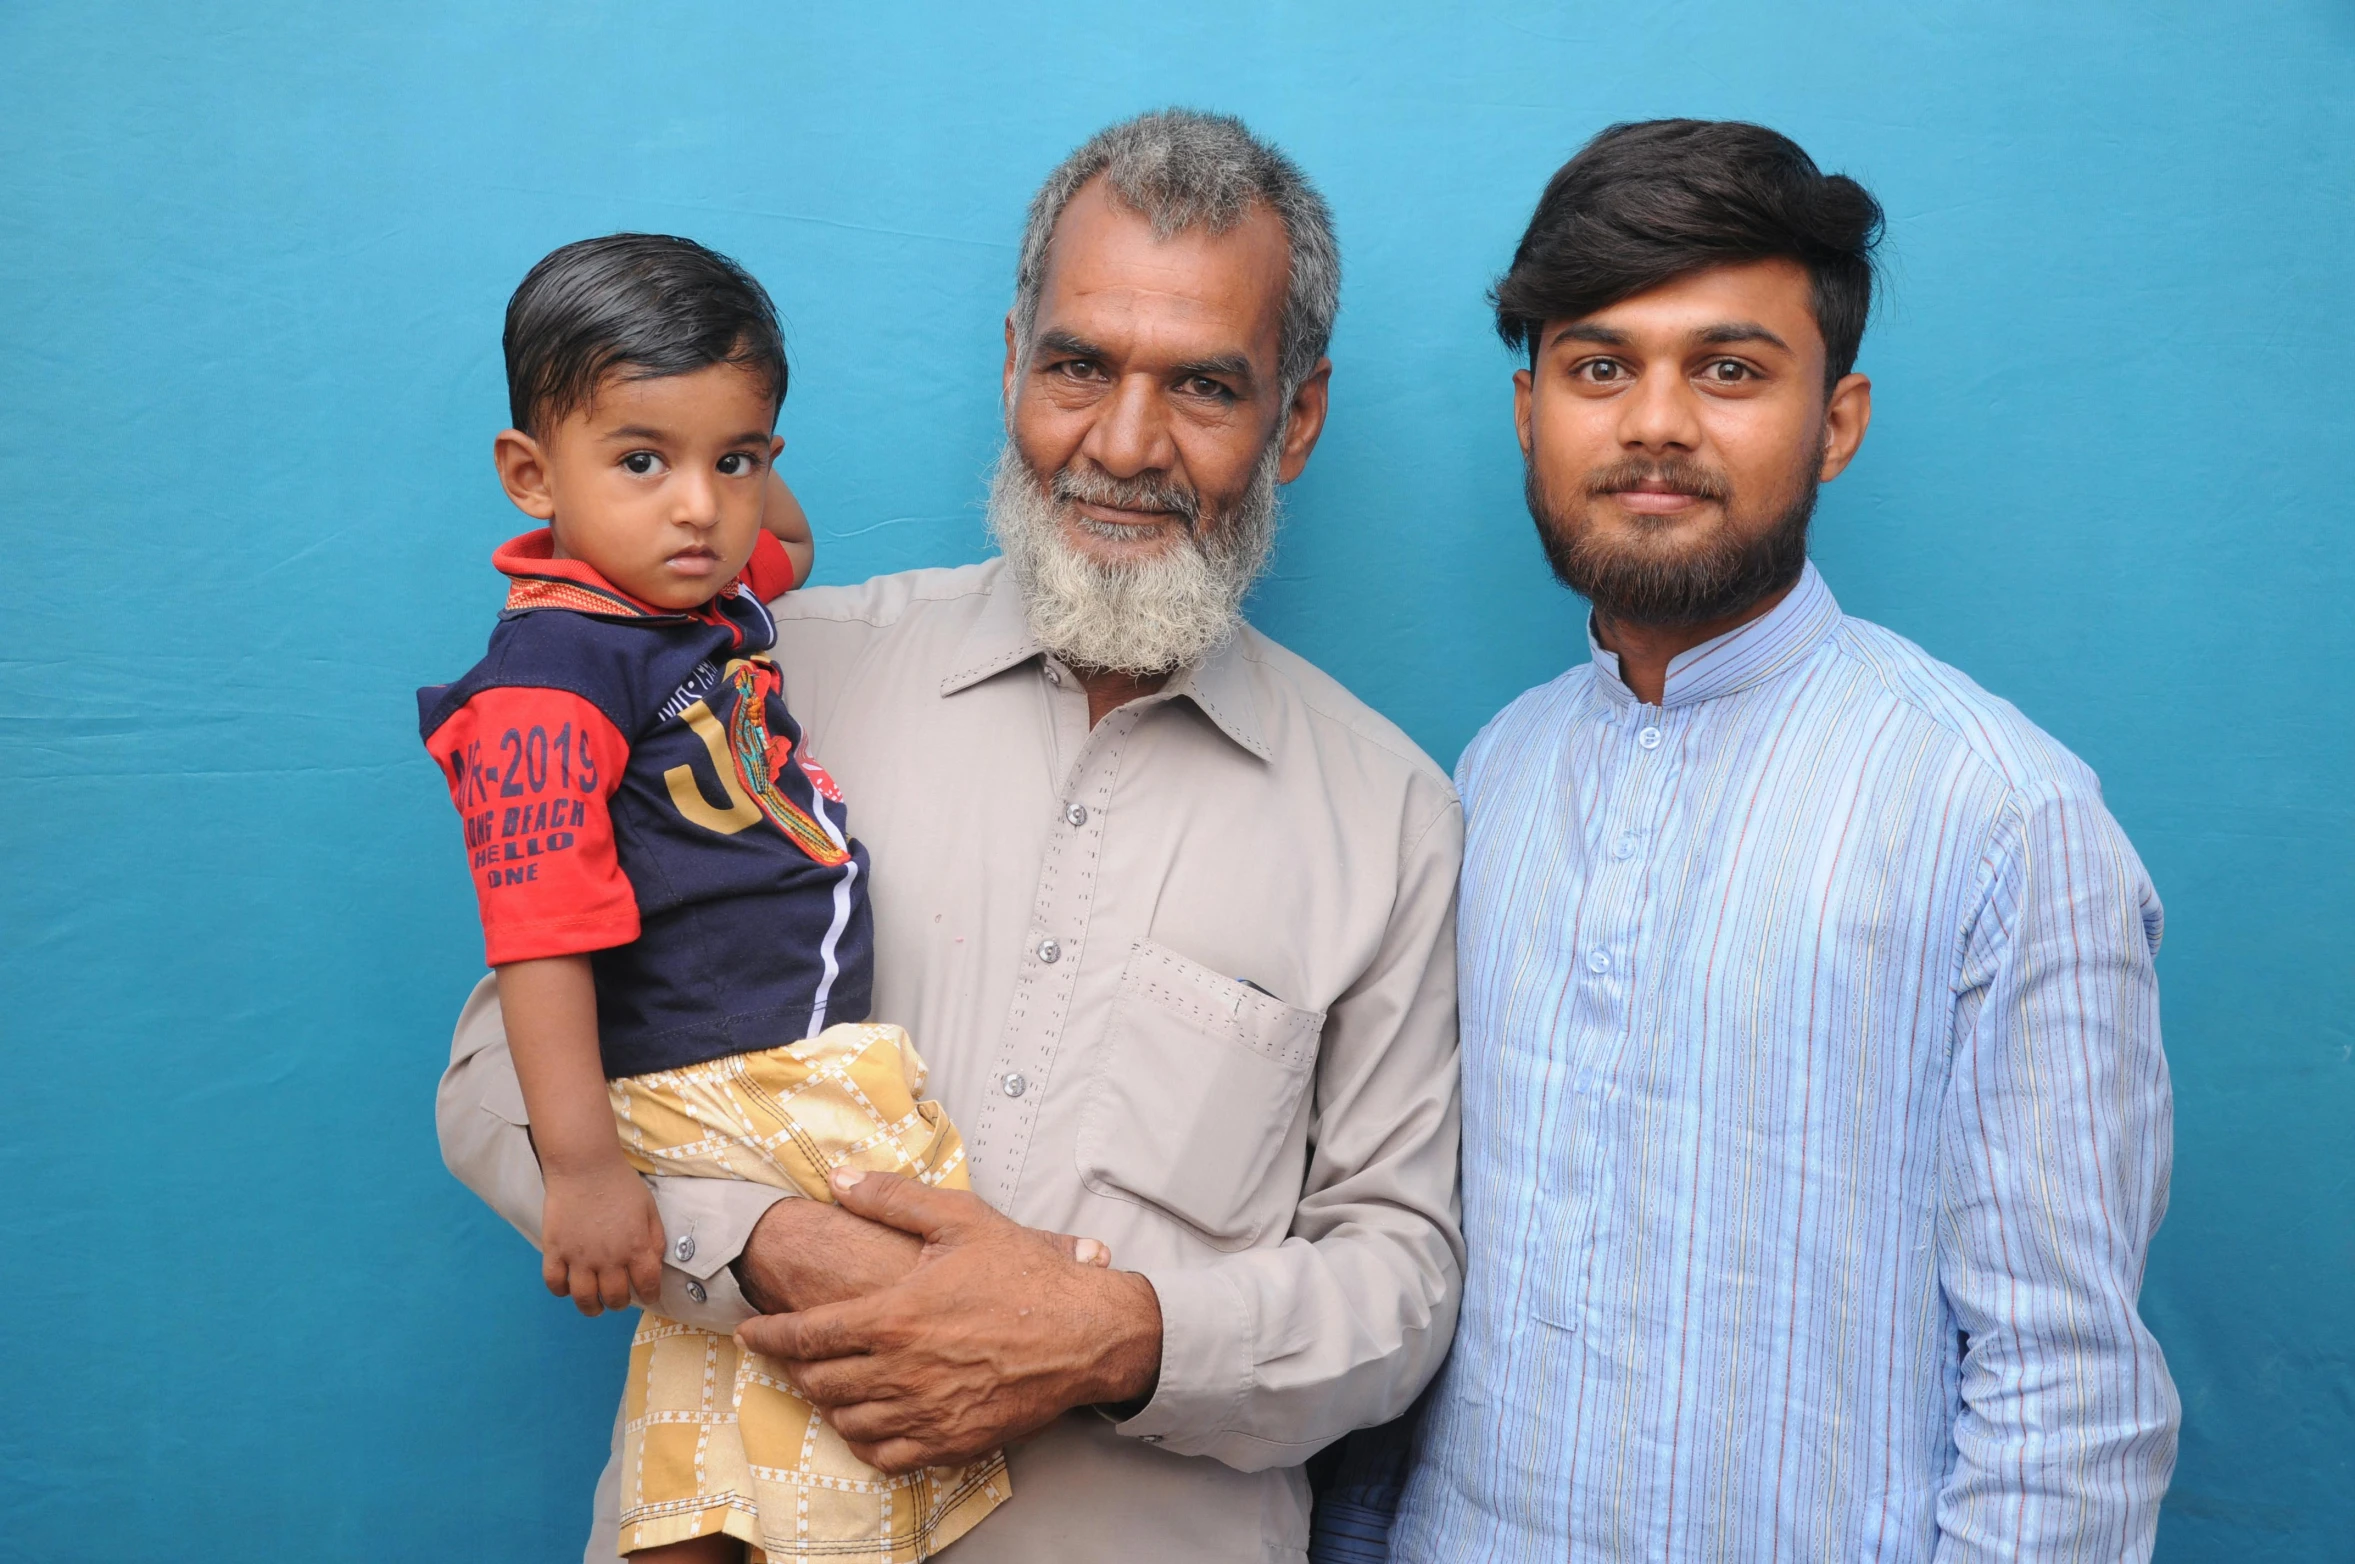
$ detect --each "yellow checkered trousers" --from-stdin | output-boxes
[607,1022,1009,1560]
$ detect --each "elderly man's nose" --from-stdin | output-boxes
[1082,376,1177,477]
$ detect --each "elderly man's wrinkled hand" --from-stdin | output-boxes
[735,1168,1161,1474]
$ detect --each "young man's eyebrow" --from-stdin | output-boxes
[1551,322,1633,349]
[1695,322,1792,352]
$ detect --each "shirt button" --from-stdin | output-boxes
[1586,949,1611,974]
[1638,726,1663,750]
[1614,832,1639,860]
[1036,936,1062,964]
[1140,1433,1163,1444]
[684,1279,707,1306]
[1044,664,1063,686]
[1064,802,1088,827]
[1002,1072,1028,1099]
[674,1234,696,1263]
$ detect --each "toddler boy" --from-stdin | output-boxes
[418,234,1007,1562]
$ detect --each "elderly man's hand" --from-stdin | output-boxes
[736,1168,1163,1474]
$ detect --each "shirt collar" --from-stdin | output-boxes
[941,557,1271,762]
[1588,561,1844,710]
[493,529,675,619]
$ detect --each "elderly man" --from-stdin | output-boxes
[1393,120,2177,1560]
[437,109,1465,1562]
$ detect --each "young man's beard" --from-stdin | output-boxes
[1526,454,1816,630]
[988,434,1283,675]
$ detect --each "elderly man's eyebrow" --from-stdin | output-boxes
[1696,321,1792,352]
[1034,330,1104,361]
[1173,353,1257,387]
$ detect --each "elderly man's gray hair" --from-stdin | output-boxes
[1012,108,1341,397]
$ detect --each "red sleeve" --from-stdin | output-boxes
[739,529,798,600]
[424,686,639,965]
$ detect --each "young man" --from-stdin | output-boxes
[1392,121,2176,1561]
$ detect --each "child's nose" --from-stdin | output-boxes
[671,471,721,526]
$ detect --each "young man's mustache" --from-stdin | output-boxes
[1585,457,1733,504]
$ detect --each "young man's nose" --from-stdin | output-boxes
[1617,371,1704,453]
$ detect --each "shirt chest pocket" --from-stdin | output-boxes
[1074,940,1327,1251]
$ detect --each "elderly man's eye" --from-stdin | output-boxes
[621,451,664,476]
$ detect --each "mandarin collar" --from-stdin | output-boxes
[1588,561,1844,710]
[941,556,1271,761]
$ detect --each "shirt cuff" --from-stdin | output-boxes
[1116,1263,1252,1454]
[642,1174,799,1331]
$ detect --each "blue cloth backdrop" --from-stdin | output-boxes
[2,3,2348,1558]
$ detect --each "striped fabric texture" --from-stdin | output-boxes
[1394,565,2177,1562]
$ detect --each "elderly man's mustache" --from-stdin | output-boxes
[1051,464,1204,534]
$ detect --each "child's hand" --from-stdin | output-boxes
[540,1159,666,1316]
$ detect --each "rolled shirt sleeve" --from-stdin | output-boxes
[1935,784,2179,1560]
[435,973,791,1333]
[1123,797,1467,1468]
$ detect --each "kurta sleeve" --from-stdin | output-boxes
[1934,783,2178,1561]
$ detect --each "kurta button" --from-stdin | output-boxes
[1614,833,1639,860]
[684,1280,707,1305]
[1064,802,1088,827]
[1638,726,1663,750]
[1587,949,1612,974]
[1002,1072,1028,1099]
[1037,936,1061,964]
[674,1235,696,1263]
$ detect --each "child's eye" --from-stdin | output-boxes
[621,451,665,476]
[716,452,761,477]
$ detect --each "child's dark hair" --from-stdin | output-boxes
[503,233,787,436]
[1494,120,1884,389]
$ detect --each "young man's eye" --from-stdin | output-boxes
[1703,360,1754,384]
[1578,359,1626,383]
[621,451,665,475]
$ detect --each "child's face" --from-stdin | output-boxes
[494,362,782,610]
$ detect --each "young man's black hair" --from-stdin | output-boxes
[503,232,787,436]
[1494,120,1884,389]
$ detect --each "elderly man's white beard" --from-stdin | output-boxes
[987,437,1282,676]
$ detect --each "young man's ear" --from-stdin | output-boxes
[493,429,558,520]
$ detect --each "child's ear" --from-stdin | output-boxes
[493,428,558,520]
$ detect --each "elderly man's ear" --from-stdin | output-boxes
[1274,358,1334,484]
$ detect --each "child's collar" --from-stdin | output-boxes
[493,528,705,620]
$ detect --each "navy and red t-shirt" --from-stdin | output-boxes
[418,530,873,1078]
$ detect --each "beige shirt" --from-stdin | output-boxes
[436,558,1465,1562]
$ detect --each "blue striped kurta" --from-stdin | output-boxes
[1394,564,2176,1562]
